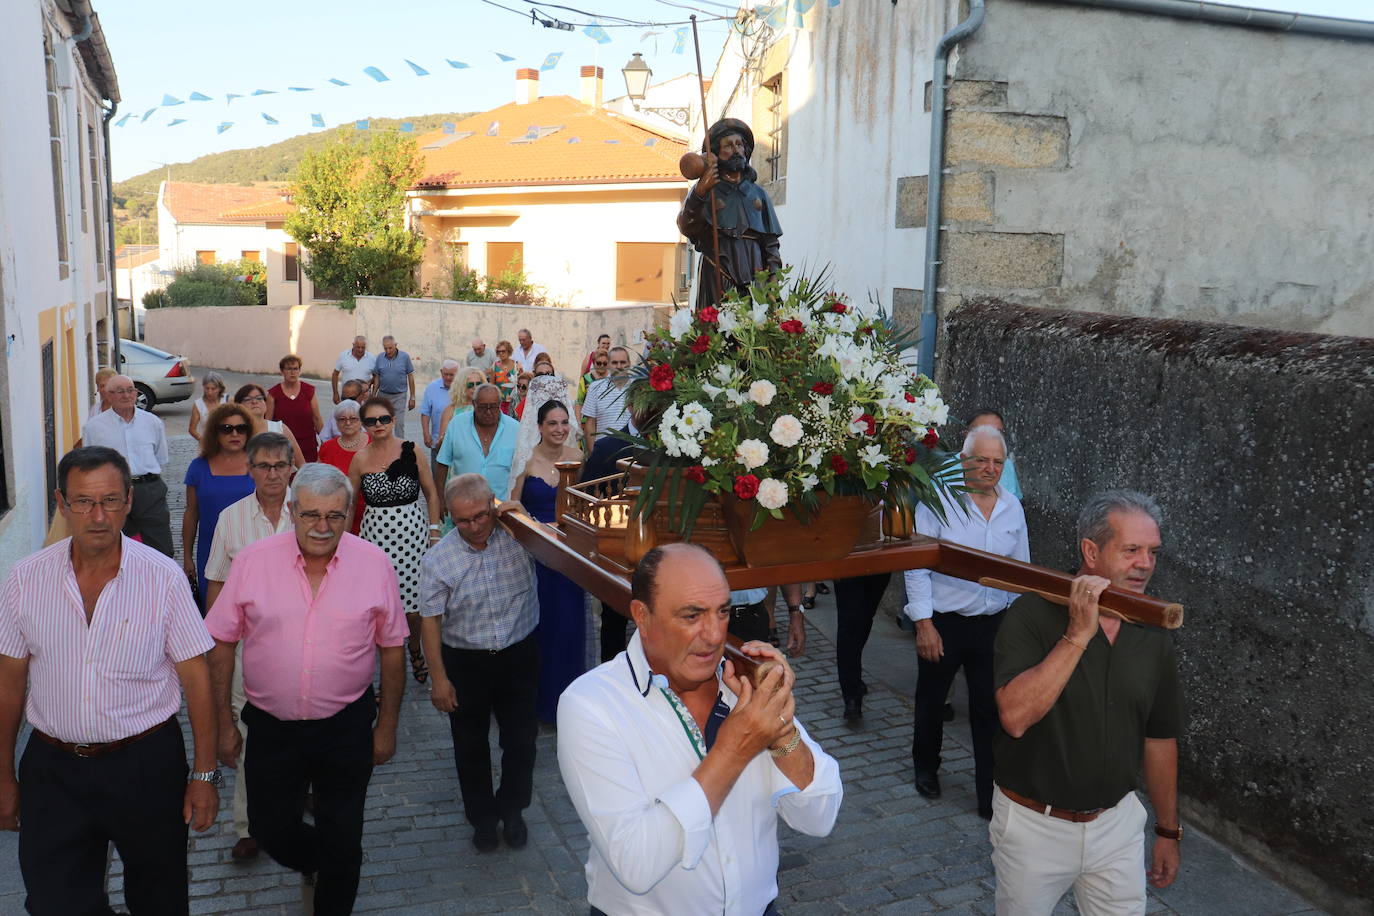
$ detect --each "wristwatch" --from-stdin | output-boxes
[1154,823,1184,840]
[190,769,223,787]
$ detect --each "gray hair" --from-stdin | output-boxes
[202,371,227,393]
[472,382,501,401]
[440,358,461,371]
[1077,490,1163,547]
[289,462,353,507]
[445,472,493,508]
[333,398,361,420]
[246,431,292,462]
[382,335,396,344]
[961,424,1007,458]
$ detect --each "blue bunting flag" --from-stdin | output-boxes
[329,78,349,86]
[356,119,370,130]
[288,86,314,92]
[311,113,325,127]
[442,122,456,133]
[363,66,389,82]
[400,122,414,132]
[217,122,234,134]
[446,59,469,69]
[115,113,132,126]
[161,94,183,106]
[406,60,429,76]
[141,108,156,122]
[189,91,211,101]
[494,52,515,62]
[540,52,563,72]
[262,113,279,125]
[252,89,275,96]
[167,118,186,126]
[583,20,612,44]
[225,93,243,104]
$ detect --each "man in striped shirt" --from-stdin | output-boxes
[0,446,220,914]
[580,346,633,446]
[201,431,294,862]
[419,473,540,853]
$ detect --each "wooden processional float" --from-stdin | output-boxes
[496,461,1184,685]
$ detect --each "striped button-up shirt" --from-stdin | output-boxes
[203,492,293,582]
[0,537,213,743]
[582,377,632,442]
[419,525,537,651]
[205,531,409,721]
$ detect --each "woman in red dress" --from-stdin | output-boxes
[266,353,323,462]
[317,398,370,534]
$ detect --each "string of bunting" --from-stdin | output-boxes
[115,0,830,134]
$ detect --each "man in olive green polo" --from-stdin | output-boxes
[991,490,1183,915]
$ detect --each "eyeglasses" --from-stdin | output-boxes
[251,461,292,473]
[62,494,127,514]
[361,415,394,427]
[337,415,360,423]
[297,510,349,523]
[475,402,502,410]
[465,381,478,389]
[240,395,266,404]
[452,508,492,526]
[496,350,511,356]
[218,423,251,436]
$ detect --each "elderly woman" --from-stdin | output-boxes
[437,367,486,445]
[234,383,305,468]
[88,367,117,419]
[182,403,257,607]
[318,398,370,534]
[267,353,323,462]
[188,371,228,441]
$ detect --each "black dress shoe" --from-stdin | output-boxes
[502,814,528,849]
[472,822,499,852]
[913,771,942,799]
[843,697,863,720]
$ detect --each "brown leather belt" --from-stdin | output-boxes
[1000,786,1107,823]
[31,716,173,759]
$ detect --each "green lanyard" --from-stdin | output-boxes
[659,686,707,761]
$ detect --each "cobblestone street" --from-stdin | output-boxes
[0,374,1327,914]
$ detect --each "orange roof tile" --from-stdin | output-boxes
[412,96,687,190]
[161,181,285,225]
[220,198,297,221]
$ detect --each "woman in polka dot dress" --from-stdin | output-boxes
[348,396,442,683]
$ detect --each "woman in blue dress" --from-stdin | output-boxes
[509,386,587,724]
[182,403,256,608]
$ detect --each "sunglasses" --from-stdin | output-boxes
[219,423,251,435]
[465,381,479,389]
[517,384,529,391]
[361,415,394,427]
[594,361,608,367]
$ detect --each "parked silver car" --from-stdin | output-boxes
[118,339,194,411]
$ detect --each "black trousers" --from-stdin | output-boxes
[124,475,174,557]
[442,635,539,827]
[599,602,628,663]
[18,717,188,916]
[242,690,376,916]
[833,573,892,701]
[912,610,1004,809]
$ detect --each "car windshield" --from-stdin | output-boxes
[120,340,176,360]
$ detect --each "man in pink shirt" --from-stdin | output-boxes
[0,446,220,915]
[206,463,408,913]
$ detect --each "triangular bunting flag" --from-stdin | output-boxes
[311,113,325,127]
[217,122,234,134]
[446,60,469,69]
[406,60,430,76]
[141,108,157,122]
[252,89,275,96]
[363,66,389,82]
[167,118,186,126]
[288,86,314,92]
[189,91,211,101]
[328,78,349,86]
[494,52,515,62]
[225,93,243,104]
[161,94,183,106]
[115,113,132,126]
[262,113,279,124]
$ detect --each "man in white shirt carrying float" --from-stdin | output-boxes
[904,423,1030,820]
[558,543,842,916]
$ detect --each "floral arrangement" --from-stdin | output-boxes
[622,268,958,536]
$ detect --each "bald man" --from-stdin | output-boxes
[80,374,174,555]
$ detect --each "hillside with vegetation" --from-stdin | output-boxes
[113,113,473,246]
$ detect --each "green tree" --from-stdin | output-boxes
[286,131,425,303]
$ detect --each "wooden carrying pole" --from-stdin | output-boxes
[690,14,724,304]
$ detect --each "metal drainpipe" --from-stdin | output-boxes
[103,99,120,366]
[918,0,986,380]
[1054,0,1374,40]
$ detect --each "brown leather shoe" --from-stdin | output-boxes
[231,836,259,861]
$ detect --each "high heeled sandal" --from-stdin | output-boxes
[408,643,429,684]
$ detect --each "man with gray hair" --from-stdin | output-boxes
[332,336,375,404]
[903,424,1029,819]
[420,359,461,480]
[206,463,409,912]
[991,489,1183,913]
[419,473,540,853]
[371,335,416,437]
[466,337,496,373]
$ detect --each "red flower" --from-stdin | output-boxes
[684,465,707,484]
[830,454,849,475]
[649,364,676,391]
[904,392,916,403]
[698,306,719,324]
[904,447,918,464]
[733,474,760,500]
[858,413,876,436]
[830,299,848,314]
[780,318,805,335]
[690,334,710,355]
[922,429,940,449]
[861,326,876,335]
[811,381,834,396]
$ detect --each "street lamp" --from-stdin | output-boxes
[620,52,690,126]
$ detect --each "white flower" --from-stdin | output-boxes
[860,443,886,468]
[804,450,823,469]
[749,300,769,324]
[799,473,819,492]
[701,456,718,467]
[717,309,740,334]
[678,401,714,437]
[669,307,694,340]
[661,427,683,457]
[748,380,777,407]
[678,436,702,459]
[849,406,869,436]
[811,395,832,417]
[724,389,747,407]
[769,414,804,448]
[700,381,724,400]
[713,363,736,384]
[930,402,950,425]
[756,478,789,510]
[735,438,769,470]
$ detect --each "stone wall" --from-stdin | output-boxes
[940,299,1374,912]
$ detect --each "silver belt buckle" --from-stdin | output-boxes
[73,743,94,758]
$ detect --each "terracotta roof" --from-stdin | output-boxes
[114,245,160,268]
[413,96,687,190]
[219,198,297,221]
[161,181,285,225]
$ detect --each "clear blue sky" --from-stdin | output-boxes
[102,0,1373,182]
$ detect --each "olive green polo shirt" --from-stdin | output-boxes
[993,593,1184,811]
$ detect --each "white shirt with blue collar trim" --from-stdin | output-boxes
[557,631,843,916]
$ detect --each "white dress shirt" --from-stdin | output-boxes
[335,349,376,384]
[513,341,549,373]
[903,485,1030,621]
[557,632,843,916]
[81,408,168,476]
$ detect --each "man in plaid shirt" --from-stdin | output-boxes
[419,473,540,854]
